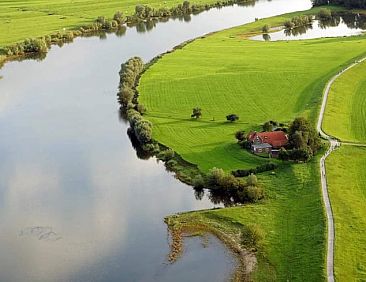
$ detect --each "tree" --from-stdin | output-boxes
[235,130,246,142]
[263,121,273,132]
[226,114,239,122]
[113,11,124,24]
[137,104,147,115]
[247,173,258,186]
[262,24,270,33]
[191,107,202,119]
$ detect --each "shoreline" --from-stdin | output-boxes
[0,0,256,70]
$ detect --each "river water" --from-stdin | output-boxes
[0,0,311,281]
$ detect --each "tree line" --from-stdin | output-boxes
[2,0,254,57]
[313,0,366,8]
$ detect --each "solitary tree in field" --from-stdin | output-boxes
[226,114,239,122]
[262,24,270,33]
[191,107,202,119]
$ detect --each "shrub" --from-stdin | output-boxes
[142,142,160,153]
[235,130,246,142]
[318,8,332,20]
[226,114,239,122]
[262,24,270,33]
[158,149,175,161]
[284,20,295,29]
[113,11,124,24]
[191,107,202,119]
[192,174,205,189]
[165,159,178,170]
[134,119,153,144]
[241,224,265,248]
[246,186,263,202]
[247,173,258,186]
[232,163,277,177]
[137,104,147,115]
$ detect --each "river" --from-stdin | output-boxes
[0,0,311,281]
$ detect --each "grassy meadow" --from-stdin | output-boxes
[169,158,326,281]
[138,9,366,172]
[326,146,366,281]
[0,0,225,48]
[323,60,366,143]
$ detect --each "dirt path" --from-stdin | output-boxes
[317,56,366,282]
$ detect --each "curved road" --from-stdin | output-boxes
[317,56,366,282]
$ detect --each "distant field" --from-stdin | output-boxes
[326,146,366,281]
[0,0,222,47]
[138,10,366,172]
[169,159,326,281]
[323,60,366,143]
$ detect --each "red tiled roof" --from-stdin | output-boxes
[248,131,288,148]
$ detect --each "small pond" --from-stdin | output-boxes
[251,13,366,41]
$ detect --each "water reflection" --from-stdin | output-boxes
[252,12,366,41]
[0,0,312,280]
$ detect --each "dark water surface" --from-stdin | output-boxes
[0,0,311,281]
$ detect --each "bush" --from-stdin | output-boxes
[318,8,332,20]
[284,20,295,29]
[241,224,265,248]
[232,162,278,177]
[262,24,270,33]
[235,130,246,142]
[137,104,147,115]
[192,174,205,189]
[134,119,153,144]
[158,149,175,161]
[165,159,178,170]
[246,185,263,202]
[191,107,202,119]
[226,114,239,122]
[247,173,258,186]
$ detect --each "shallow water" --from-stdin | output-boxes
[0,0,311,281]
[251,15,366,41]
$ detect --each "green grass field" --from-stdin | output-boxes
[170,159,326,281]
[323,60,366,143]
[0,0,227,48]
[326,146,366,281]
[138,9,366,172]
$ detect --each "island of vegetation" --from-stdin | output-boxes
[118,5,366,281]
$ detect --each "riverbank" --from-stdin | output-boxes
[165,157,326,281]
[0,0,256,48]
[0,0,258,68]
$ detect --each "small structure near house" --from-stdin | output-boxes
[247,131,288,157]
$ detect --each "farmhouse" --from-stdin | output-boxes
[247,131,288,156]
